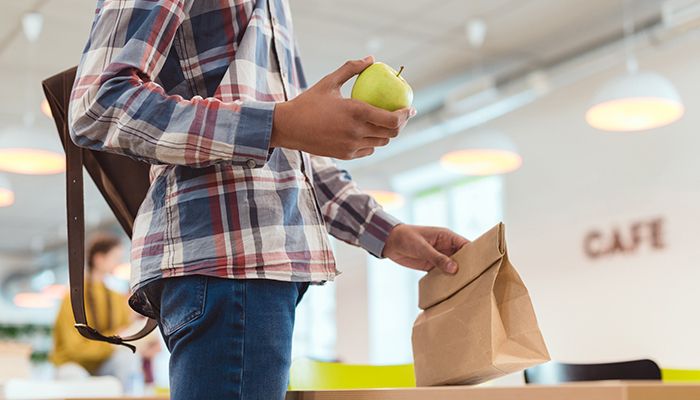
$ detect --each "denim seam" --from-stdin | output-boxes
[237,281,246,398]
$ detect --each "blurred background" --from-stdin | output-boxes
[1,0,700,396]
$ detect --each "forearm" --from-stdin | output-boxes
[310,155,401,257]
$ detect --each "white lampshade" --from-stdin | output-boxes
[586,71,684,132]
[440,130,522,176]
[0,174,14,207]
[0,127,65,175]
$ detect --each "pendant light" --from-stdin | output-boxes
[364,190,405,211]
[40,98,52,118]
[0,128,65,175]
[0,174,15,207]
[0,12,64,175]
[113,262,132,281]
[357,176,405,211]
[585,0,684,132]
[439,21,522,177]
[14,292,55,309]
[441,130,522,176]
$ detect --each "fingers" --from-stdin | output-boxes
[439,230,471,255]
[396,258,435,272]
[420,240,458,274]
[421,227,470,257]
[357,103,414,129]
[325,56,375,88]
[341,137,391,160]
[449,233,470,252]
[353,148,375,158]
[360,137,391,148]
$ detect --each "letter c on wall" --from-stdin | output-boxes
[584,231,603,259]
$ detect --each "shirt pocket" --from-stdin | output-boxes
[159,275,208,337]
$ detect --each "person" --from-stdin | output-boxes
[50,235,159,393]
[68,1,470,399]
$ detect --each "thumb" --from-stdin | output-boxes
[326,56,374,88]
[422,242,458,274]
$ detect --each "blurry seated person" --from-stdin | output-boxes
[50,234,160,391]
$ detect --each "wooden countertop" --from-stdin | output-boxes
[284,381,700,400]
[58,381,700,400]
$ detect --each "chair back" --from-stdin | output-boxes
[524,359,661,384]
[662,369,700,382]
[288,358,415,390]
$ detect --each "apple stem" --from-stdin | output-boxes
[396,66,404,77]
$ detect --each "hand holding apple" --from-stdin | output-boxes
[351,62,414,111]
[271,56,416,160]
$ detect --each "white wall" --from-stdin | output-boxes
[346,31,700,369]
[497,34,700,368]
[334,241,371,363]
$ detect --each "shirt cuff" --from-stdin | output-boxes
[232,101,275,168]
[359,208,402,258]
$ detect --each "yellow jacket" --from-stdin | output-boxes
[50,281,131,373]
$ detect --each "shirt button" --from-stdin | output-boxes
[281,69,287,80]
[246,159,257,168]
[271,16,277,26]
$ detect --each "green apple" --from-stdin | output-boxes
[351,62,413,111]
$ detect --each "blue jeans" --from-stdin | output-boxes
[142,275,309,400]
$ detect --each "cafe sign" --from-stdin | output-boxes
[583,217,665,259]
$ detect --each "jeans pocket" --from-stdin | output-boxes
[159,275,208,337]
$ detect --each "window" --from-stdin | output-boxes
[292,273,337,361]
[368,176,504,364]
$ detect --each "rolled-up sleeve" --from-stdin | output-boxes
[310,155,402,258]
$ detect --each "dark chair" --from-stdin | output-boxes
[524,359,661,384]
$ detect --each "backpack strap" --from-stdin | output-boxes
[44,68,158,352]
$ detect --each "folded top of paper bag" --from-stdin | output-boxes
[418,223,506,310]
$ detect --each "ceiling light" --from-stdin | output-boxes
[113,263,131,281]
[0,128,65,175]
[356,176,405,211]
[586,72,684,132]
[40,99,52,118]
[364,190,405,211]
[586,0,684,132]
[366,37,383,53]
[41,284,68,299]
[22,12,43,42]
[0,174,14,207]
[466,18,487,49]
[441,130,522,176]
[14,292,55,308]
[0,148,65,175]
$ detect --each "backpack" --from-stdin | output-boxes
[42,67,157,351]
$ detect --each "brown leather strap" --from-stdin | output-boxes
[44,68,158,352]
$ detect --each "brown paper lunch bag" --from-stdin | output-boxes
[412,223,550,386]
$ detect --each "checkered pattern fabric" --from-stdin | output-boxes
[68,0,400,316]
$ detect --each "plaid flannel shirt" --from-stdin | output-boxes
[69,0,400,317]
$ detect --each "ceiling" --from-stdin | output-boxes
[0,0,665,257]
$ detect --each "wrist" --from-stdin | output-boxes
[271,101,294,149]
